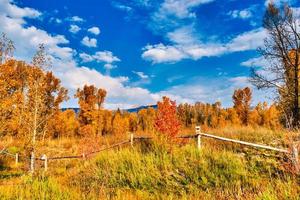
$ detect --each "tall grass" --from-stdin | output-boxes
[68,142,299,199]
[0,126,299,200]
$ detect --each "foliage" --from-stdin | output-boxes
[155,96,181,138]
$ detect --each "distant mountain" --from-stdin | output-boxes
[61,107,80,114]
[125,104,157,113]
[61,104,157,114]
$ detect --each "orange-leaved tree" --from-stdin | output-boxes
[155,96,181,138]
[232,87,252,125]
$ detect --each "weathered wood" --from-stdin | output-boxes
[41,154,48,171]
[292,143,299,173]
[200,133,289,153]
[177,134,197,139]
[47,155,82,160]
[30,152,35,173]
[130,133,134,147]
[196,126,201,149]
[15,153,18,164]
[197,134,201,149]
[134,136,153,140]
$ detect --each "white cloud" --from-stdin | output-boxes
[167,25,198,45]
[81,36,97,47]
[88,26,100,35]
[159,0,215,19]
[112,3,133,12]
[228,9,252,19]
[0,0,41,19]
[142,28,267,63]
[132,71,149,79]
[69,24,81,34]
[104,63,117,70]
[79,53,94,62]
[142,43,186,63]
[94,51,120,63]
[70,15,84,22]
[80,51,120,63]
[55,18,62,24]
[227,28,267,51]
[241,56,269,68]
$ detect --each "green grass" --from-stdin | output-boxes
[0,127,299,200]
[67,143,299,199]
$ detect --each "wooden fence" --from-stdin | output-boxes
[1,126,299,173]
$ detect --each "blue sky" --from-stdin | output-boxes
[1,0,300,109]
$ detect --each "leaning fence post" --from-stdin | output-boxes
[41,154,48,172]
[196,126,201,149]
[15,153,19,165]
[130,133,134,147]
[292,143,299,173]
[30,152,35,173]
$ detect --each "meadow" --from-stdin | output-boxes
[0,126,299,200]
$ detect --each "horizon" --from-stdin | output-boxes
[1,0,300,109]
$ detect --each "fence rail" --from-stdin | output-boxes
[1,126,299,173]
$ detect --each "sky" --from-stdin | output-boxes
[1,0,300,109]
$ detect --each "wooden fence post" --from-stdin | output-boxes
[292,143,299,173]
[82,153,86,159]
[30,152,35,173]
[196,126,201,149]
[41,154,48,172]
[130,133,134,147]
[15,153,19,165]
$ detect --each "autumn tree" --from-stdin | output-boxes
[155,96,181,138]
[75,85,107,136]
[232,87,252,125]
[250,3,300,129]
[138,107,156,133]
[47,109,79,138]
[0,33,14,64]
[112,109,129,136]
[28,44,68,144]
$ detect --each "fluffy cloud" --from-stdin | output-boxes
[142,0,267,64]
[88,26,100,35]
[70,15,84,22]
[80,51,120,63]
[80,51,121,64]
[227,28,267,52]
[132,71,149,79]
[94,51,120,63]
[159,0,215,19]
[142,44,186,63]
[112,2,133,12]
[0,0,41,19]
[81,36,97,47]
[80,51,120,70]
[228,9,252,19]
[104,63,117,70]
[241,56,269,68]
[142,28,267,63]
[69,24,81,34]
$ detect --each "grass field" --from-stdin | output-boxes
[0,126,299,200]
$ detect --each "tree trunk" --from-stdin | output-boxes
[294,53,300,128]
